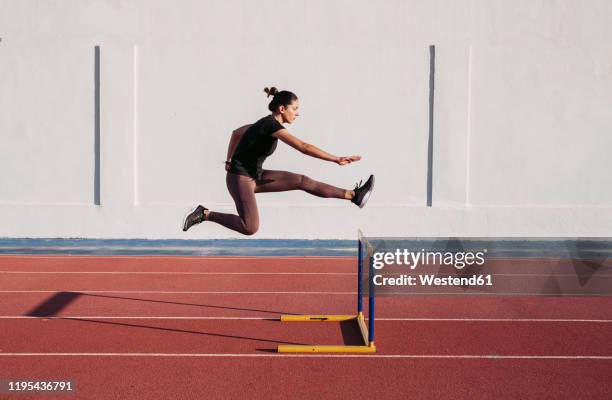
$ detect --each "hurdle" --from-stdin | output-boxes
[277,229,376,353]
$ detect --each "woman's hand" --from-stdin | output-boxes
[336,155,362,165]
[224,161,231,172]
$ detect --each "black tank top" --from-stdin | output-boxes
[229,115,284,179]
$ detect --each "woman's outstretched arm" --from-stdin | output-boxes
[273,129,361,165]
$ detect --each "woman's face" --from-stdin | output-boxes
[279,100,300,124]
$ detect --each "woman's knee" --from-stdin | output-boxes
[242,220,259,236]
[298,174,316,191]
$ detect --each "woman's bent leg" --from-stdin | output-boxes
[255,170,347,199]
[207,173,260,235]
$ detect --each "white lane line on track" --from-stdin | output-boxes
[0,255,354,260]
[0,316,272,320]
[378,318,612,323]
[0,353,610,359]
[1,271,611,277]
[2,290,611,296]
[0,271,354,275]
[0,316,611,323]
[0,290,357,294]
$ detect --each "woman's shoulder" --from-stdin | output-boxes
[255,114,275,123]
[252,114,283,130]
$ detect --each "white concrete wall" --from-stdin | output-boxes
[1,0,611,239]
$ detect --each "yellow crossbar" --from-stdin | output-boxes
[280,315,356,322]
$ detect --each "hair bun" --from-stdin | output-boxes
[264,87,279,98]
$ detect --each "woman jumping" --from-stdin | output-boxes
[182,87,375,235]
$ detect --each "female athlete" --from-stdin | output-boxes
[183,87,374,235]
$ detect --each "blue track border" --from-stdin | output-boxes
[0,239,356,257]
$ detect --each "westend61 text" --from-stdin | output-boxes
[373,274,493,287]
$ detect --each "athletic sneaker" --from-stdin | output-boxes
[351,175,375,208]
[183,205,208,231]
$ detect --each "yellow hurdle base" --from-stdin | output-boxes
[278,344,376,353]
[277,313,376,354]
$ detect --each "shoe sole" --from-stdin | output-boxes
[182,206,198,232]
[358,176,375,208]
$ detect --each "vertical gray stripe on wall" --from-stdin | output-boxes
[94,46,101,205]
[427,45,435,207]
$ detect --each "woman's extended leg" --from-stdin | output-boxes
[206,173,260,235]
[255,170,350,199]
[183,171,374,233]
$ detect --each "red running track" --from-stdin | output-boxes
[0,255,611,399]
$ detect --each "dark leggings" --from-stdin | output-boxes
[207,170,347,235]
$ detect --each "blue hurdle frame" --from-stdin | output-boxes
[358,229,376,347]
